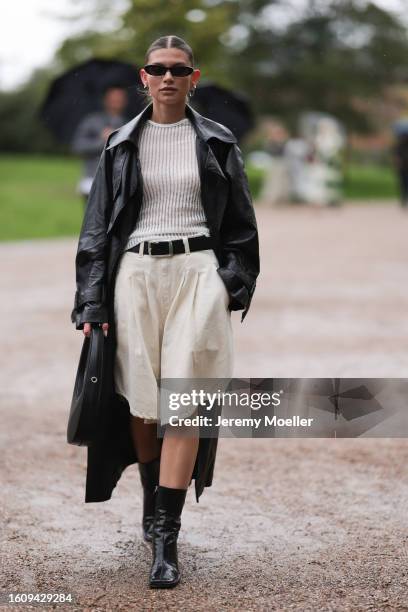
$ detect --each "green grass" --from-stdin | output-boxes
[0,155,401,242]
[0,155,83,241]
[245,165,265,199]
[343,163,399,200]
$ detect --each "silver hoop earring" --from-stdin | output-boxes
[188,86,196,98]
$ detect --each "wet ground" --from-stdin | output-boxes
[1,202,408,610]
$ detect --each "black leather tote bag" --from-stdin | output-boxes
[67,324,108,446]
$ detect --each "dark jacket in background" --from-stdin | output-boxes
[71,111,126,182]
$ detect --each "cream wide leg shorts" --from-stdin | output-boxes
[113,243,234,424]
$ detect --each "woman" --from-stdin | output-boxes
[71,35,259,589]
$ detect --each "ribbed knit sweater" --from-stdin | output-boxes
[123,116,211,251]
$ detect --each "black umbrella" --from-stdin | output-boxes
[191,81,254,142]
[40,60,254,145]
[39,58,145,144]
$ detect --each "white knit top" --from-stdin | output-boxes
[123,117,211,251]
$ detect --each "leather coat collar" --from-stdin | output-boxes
[106,102,237,150]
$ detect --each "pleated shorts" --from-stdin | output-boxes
[113,245,234,424]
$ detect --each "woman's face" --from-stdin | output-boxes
[140,48,200,106]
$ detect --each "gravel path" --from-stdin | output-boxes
[1,202,408,611]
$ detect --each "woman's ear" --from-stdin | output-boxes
[192,68,201,87]
[139,68,147,87]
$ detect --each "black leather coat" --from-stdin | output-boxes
[70,102,260,504]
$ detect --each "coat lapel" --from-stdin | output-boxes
[105,102,235,237]
[106,101,237,151]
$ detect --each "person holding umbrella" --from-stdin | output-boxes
[71,35,259,588]
[71,84,129,206]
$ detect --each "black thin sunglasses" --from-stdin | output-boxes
[144,64,194,77]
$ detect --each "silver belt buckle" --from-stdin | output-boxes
[148,240,174,257]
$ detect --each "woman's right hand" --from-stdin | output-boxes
[83,322,109,338]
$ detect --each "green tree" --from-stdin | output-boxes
[3,0,408,152]
[247,0,408,132]
[54,0,408,132]
[56,0,245,88]
[0,67,62,153]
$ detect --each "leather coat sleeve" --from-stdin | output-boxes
[70,147,113,330]
[217,143,260,323]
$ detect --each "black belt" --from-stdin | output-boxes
[126,235,214,257]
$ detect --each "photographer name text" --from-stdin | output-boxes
[168,415,314,428]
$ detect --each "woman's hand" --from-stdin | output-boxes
[83,322,109,338]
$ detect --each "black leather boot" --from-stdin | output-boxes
[149,485,188,588]
[138,456,161,543]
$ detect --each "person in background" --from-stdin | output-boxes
[71,85,129,207]
[392,133,408,208]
